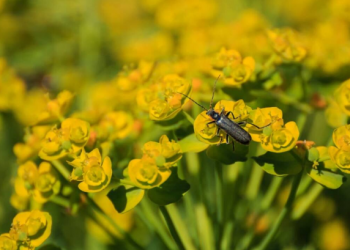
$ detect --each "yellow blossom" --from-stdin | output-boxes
[10,194,29,211]
[142,135,182,168]
[146,74,191,121]
[68,148,112,193]
[259,122,299,153]
[247,107,284,142]
[98,111,134,141]
[14,162,60,203]
[127,158,171,189]
[334,79,350,116]
[13,126,51,163]
[33,162,61,203]
[211,48,255,88]
[332,124,350,152]
[35,90,74,125]
[10,210,52,247]
[39,118,90,160]
[0,58,26,112]
[0,234,17,250]
[267,28,307,62]
[15,161,39,198]
[329,147,350,174]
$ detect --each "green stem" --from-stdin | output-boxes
[261,177,283,210]
[50,195,70,208]
[140,200,177,250]
[159,206,185,250]
[292,183,323,220]
[87,196,143,250]
[246,146,265,200]
[52,160,70,180]
[254,171,303,250]
[182,110,195,124]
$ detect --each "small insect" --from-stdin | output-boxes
[178,75,269,150]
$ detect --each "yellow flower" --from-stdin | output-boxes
[68,149,112,193]
[267,28,307,62]
[10,194,29,211]
[332,124,350,152]
[247,107,284,142]
[142,135,182,168]
[39,118,90,161]
[10,210,52,247]
[259,122,299,153]
[148,74,192,121]
[0,58,26,112]
[149,99,172,120]
[15,161,39,198]
[14,126,51,163]
[61,118,90,148]
[33,162,61,203]
[334,79,350,116]
[211,48,255,88]
[159,135,182,161]
[113,60,154,91]
[98,111,134,141]
[329,147,350,174]
[35,90,74,125]
[14,161,60,203]
[194,100,251,145]
[0,234,17,250]
[136,88,158,112]
[39,128,68,161]
[127,158,171,189]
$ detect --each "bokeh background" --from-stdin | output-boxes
[1,0,350,249]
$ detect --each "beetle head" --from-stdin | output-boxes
[206,109,220,120]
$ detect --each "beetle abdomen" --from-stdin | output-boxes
[216,116,251,145]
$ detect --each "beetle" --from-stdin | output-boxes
[178,75,269,150]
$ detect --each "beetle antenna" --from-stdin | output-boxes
[210,75,221,110]
[176,92,208,111]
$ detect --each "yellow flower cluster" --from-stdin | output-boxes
[329,124,350,173]
[137,74,192,120]
[211,48,255,88]
[13,161,60,207]
[124,135,182,189]
[68,149,112,193]
[267,28,307,62]
[0,210,52,250]
[325,78,350,128]
[39,118,90,161]
[194,100,299,153]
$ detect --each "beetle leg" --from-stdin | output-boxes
[226,111,242,120]
[226,133,230,144]
[216,127,221,136]
[220,107,225,116]
[217,136,222,146]
[206,121,216,128]
[238,121,271,129]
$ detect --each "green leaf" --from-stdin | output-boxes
[253,151,302,176]
[306,163,346,189]
[39,245,61,250]
[178,133,209,153]
[307,147,319,162]
[148,168,190,206]
[206,142,248,165]
[107,185,145,213]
